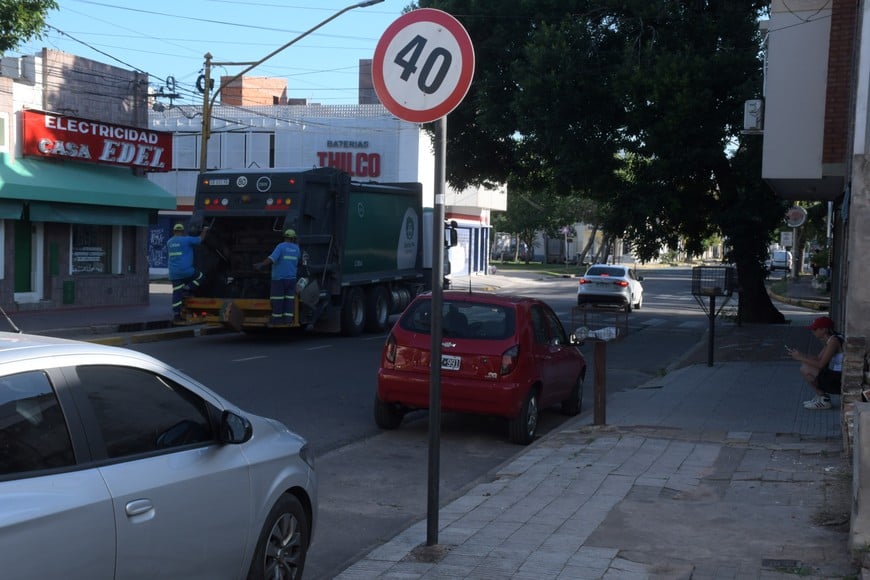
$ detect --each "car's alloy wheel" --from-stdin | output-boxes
[560,375,584,416]
[248,494,309,580]
[509,389,538,445]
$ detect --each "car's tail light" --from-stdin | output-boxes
[615,280,629,287]
[385,334,397,364]
[501,345,519,375]
[578,278,589,285]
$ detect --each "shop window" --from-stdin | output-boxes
[71,225,122,275]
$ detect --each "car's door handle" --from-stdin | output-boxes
[125,499,154,517]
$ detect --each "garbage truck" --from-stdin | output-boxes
[182,166,453,335]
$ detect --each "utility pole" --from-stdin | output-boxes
[197,0,384,172]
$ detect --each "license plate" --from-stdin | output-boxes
[441,354,461,371]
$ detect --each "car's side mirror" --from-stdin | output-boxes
[637,275,644,281]
[220,410,253,444]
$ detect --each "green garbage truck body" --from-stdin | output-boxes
[184,167,429,335]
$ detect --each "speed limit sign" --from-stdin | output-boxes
[373,8,475,123]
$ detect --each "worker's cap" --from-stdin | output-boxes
[173,224,185,232]
[283,229,296,238]
[808,316,834,331]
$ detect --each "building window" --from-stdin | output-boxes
[0,113,7,151]
[71,225,121,274]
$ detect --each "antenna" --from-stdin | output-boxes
[468,276,472,294]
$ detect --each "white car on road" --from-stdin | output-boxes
[577,264,644,312]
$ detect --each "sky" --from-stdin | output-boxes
[9,0,412,106]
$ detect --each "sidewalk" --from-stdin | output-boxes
[334,273,854,579]
[2,271,856,578]
[335,326,856,579]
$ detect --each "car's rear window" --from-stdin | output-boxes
[399,299,516,339]
[585,266,625,277]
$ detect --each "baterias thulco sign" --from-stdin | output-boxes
[22,110,173,171]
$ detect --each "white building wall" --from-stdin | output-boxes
[762,1,832,181]
[149,104,501,275]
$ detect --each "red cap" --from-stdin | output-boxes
[808,316,834,331]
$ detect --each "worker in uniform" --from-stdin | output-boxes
[167,223,208,323]
[255,229,301,326]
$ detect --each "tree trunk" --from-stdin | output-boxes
[577,224,597,265]
[734,260,785,323]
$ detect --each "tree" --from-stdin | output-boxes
[416,0,785,322]
[0,1,58,53]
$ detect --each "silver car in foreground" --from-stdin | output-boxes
[576,264,644,311]
[0,332,316,580]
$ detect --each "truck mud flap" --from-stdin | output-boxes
[220,301,245,333]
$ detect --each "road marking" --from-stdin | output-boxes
[233,355,268,362]
[306,345,333,351]
[362,335,388,341]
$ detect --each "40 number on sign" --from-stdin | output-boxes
[373,8,475,123]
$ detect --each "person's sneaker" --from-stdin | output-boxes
[803,395,820,407]
[805,397,832,410]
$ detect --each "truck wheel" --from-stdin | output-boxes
[364,286,390,333]
[341,287,365,336]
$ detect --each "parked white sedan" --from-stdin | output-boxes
[0,332,317,580]
[577,264,644,312]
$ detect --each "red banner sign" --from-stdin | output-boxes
[22,110,173,171]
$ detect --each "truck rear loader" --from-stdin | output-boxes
[183,167,444,335]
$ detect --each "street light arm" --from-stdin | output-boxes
[199,0,384,171]
[214,0,384,104]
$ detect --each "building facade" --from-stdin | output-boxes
[147,101,506,278]
[761,0,870,456]
[0,49,175,312]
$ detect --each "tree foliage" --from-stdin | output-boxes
[0,0,58,53]
[415,0,787,322]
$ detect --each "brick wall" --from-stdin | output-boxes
[823,0,857,165]
[41,49,147,127]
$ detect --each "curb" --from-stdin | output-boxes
[768,289,830,311]
[82,323,230,346]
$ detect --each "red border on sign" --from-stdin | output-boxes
[373,8,475,123]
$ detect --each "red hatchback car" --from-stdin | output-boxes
[375,291,587,444]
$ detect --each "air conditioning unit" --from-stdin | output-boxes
[743,99,764,132]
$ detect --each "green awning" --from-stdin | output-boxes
[0,153,176,211]
[30,202,151,226]
[0,199,22,219]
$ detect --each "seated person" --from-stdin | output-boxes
[788,316,844,410]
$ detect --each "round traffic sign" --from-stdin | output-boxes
[373,8,475,123]
[785,206,807,228]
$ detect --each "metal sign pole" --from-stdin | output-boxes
[427,116,446,546]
